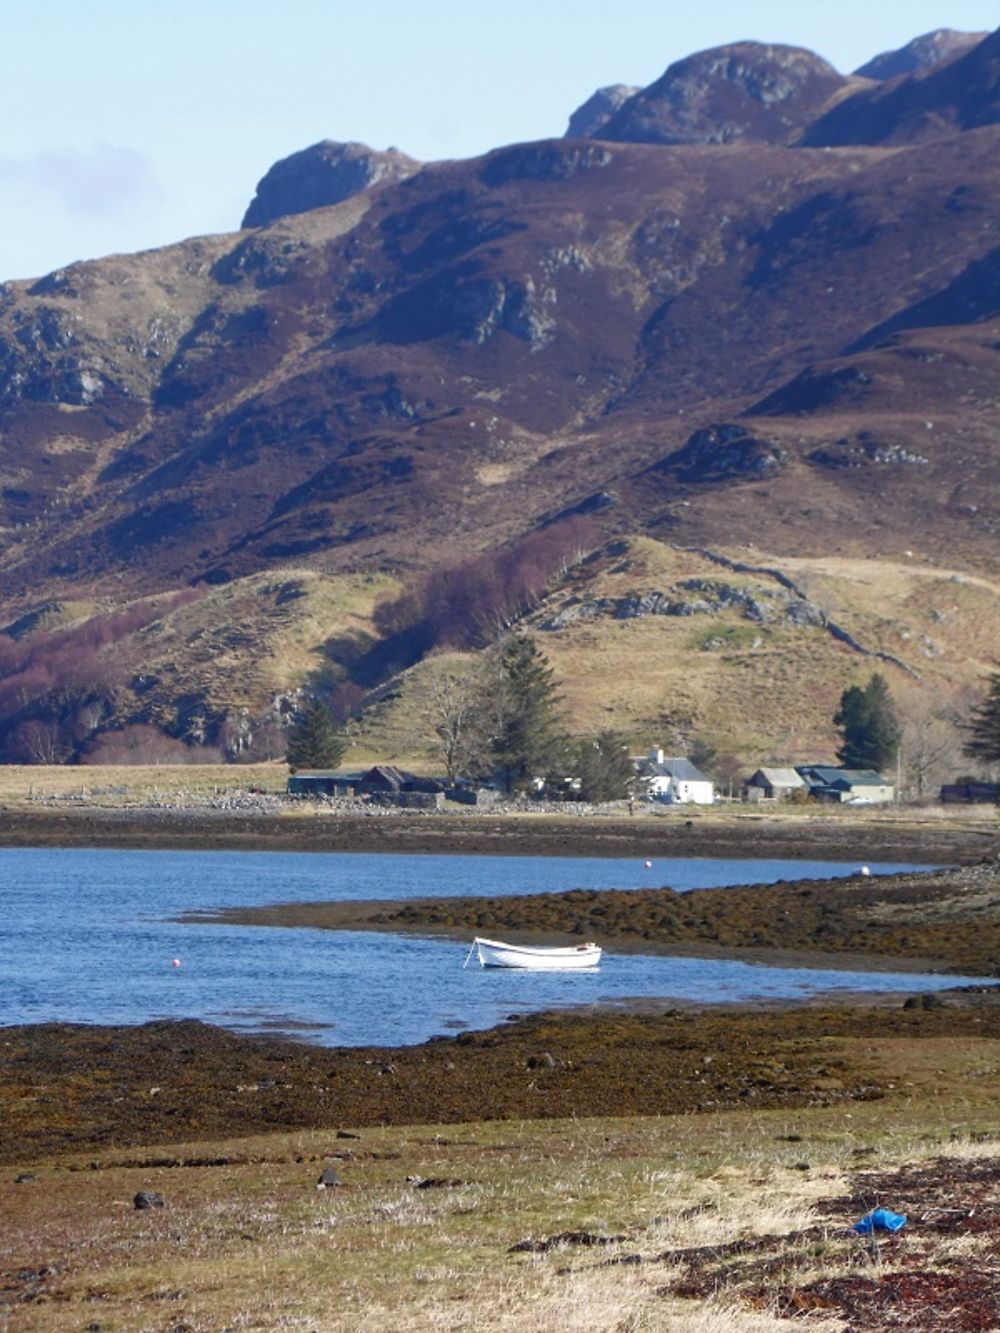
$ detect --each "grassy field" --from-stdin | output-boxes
[4,1050,1000,1331]
[0,761,290,803]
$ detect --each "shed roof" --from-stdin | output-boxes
[797,765,889,787]
[360,764,412,789]
[751,767,804,788]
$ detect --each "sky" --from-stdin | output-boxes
[1,0,997,281]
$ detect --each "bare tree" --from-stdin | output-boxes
[81,725,220,766]
[901,694,967,801]
[10,718,70,764]
[426,662,498,782]
[713,751,745,801]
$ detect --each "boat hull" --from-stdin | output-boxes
[473,936,601,970]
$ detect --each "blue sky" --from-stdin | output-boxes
[1,0,996,281]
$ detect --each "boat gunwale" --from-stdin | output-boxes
[473,935,601,958]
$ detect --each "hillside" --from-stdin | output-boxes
[0,26,997,767]
[344,537,999,772]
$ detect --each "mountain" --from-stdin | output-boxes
[595,42,848,145]
[854,29,988,80]
[804,27,1000,145]
[0,27,997,767]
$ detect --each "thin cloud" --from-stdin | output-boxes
[0,143,163,219]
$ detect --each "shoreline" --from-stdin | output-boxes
[181,891,955,978]
[184,857,1000,982]
[4,984,1000,1168]
[0,804,994,863]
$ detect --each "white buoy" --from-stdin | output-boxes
[172,958,182,968]
[644,860,653,869]
[856,866,871,878]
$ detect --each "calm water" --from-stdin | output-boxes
[0,847,970,1047]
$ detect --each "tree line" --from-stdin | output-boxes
[290,633,637,801]
[291,655,1000,802]
[353,516,599,684]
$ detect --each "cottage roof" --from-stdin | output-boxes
[649,757,711,783]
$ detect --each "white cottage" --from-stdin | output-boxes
[641,750,715,804]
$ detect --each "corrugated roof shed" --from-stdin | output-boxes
[754,767,804,787]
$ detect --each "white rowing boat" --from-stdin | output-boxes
[469,936,602,970]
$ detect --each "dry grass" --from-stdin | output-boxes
[6,536,995,778]
[4,1045,1000,1333]
[0,761,288,803]
[352,536,999,769]
[127,566,398,718]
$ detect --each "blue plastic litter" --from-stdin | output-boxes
[852,1207,907,1234]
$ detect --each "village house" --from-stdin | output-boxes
[743,767,806,802]
[639,750,715,804]
[795,765,895,804]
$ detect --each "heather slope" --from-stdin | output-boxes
[2,130,998,603]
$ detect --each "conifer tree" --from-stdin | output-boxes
[834,672,900,772]
[492,636,565,792]
[963,671,1000,765]
[286,700,345,772]
[575,730,635,802]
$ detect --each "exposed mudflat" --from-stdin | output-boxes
[0,804,994,864]
[4,991,1000,1167]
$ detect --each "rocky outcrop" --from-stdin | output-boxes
[541,578,826,631]
[855,29,988,80]
[684,548,920,677]
[599,43,845,145]
[747,366,876,417]
[807,434,929,469]
[481,143,613,186]
[378,270,557,348]
[242,141,419,228]
[650,424,785,482]
[566,84,639,138]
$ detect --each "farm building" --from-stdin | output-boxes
[795,765,894,804]
[744,768,806,802]
[286,769,363,797]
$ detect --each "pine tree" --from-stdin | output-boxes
[575,731,635,803]
[492,636,565,792]
[834,673,900,772]
[286,701,345,772]
[963,671,1000,765]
